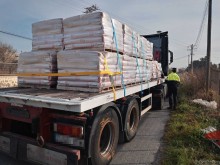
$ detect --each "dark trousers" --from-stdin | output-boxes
[168,86,178,108]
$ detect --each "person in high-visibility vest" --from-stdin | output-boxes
[166,68,180,110]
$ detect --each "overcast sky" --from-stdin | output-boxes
[0,0,219,68]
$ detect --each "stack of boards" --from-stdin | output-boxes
[18,12,162,92]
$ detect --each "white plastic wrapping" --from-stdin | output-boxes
[138,36,153,60]
[17,51,57,88]
[32,18,63,51]
[63,12,123,53]
[57,50,123,92]
[24,12,160,92]
[123,24,153,60]
[56,50,160,92]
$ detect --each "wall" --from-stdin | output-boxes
[0,76,17,88]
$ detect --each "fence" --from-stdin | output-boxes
[0,63,17,74]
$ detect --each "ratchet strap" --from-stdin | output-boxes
[111,19,126,97]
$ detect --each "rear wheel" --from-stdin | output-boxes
[90,108,119,165]
[124,99,140,142]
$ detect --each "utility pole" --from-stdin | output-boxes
[187,44,195,73]
[188,54,190,67]
[191,44,194,74]
[206,0,212,93]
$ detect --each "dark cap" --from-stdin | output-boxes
[172,68,177,72]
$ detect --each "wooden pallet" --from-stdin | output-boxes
[105,49,124,55]
[18,84,56,90]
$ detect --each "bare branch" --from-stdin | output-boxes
[83,4,100,14]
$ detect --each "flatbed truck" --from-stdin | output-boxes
[0,31,172,165]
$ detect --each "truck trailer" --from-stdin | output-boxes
[0,31,172,165]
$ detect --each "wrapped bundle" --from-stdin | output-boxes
[63,12,123,53]
[32,18,63,51]
[123,24,139,57]
[57,50,123,92]
[151,61,162,79]
[17,51,57,88]
[122,55,137,84]
[138,36,153,60]
[122,55,152,84]
[135,58,151,83]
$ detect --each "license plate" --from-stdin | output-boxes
[27,144,67,165]
[0,136,10,153]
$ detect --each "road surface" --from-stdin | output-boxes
[110,108,170,165]
[0,106,170,165]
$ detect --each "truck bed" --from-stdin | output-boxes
[0,80,164,113]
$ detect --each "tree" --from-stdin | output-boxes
[83,4,100,14]
[0,42,17,73]
[0,42,17,63]
[186,56,219,73]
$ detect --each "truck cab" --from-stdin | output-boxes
[143,31,173,76]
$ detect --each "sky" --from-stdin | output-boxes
[0,0,219,68]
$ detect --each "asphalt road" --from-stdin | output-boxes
[0,105,170,165]
[110,107,170,165]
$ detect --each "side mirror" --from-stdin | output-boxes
[169,50,173,64]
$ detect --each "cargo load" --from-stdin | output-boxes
[18,12,160,91]
[123,24,153,60]
[63,12,123,53]
[32,18,63,51]
[56,50,160,92]
[57,50,121,92]
[17,51,57,88]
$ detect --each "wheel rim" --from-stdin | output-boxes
[129,107,138,131]
[99,122,114,156]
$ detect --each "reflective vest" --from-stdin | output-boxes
[167,72,180,82]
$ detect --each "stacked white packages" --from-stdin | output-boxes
[122,55,137,84]
[138,37,153,60]
[63,12,123,53]
[57,50,122,92]
[56,50,156,92]
[150,61,162,79]
[123,24,138,56]
[17,51,57,88]
[135,58,152,83]
[32,18,63,51]
[123,24,153,60]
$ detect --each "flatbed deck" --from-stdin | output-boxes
[0,79,164,113]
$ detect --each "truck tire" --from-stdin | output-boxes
[124,99,140,142]
[90,107,119,165]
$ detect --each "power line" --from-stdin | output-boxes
[0,30,32,41]
[194,0,208,48]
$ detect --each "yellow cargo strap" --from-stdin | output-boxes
[104,56,117,101]
[16,71,121,77]
[14,56,119,101]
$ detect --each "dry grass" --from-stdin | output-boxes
[161,69,220,164]
[0,76,17,88]
[180,68,219,102]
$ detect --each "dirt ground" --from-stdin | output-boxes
[0,76,17,88]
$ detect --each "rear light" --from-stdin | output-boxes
[54,123,83,138]
[53,123,84,147]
